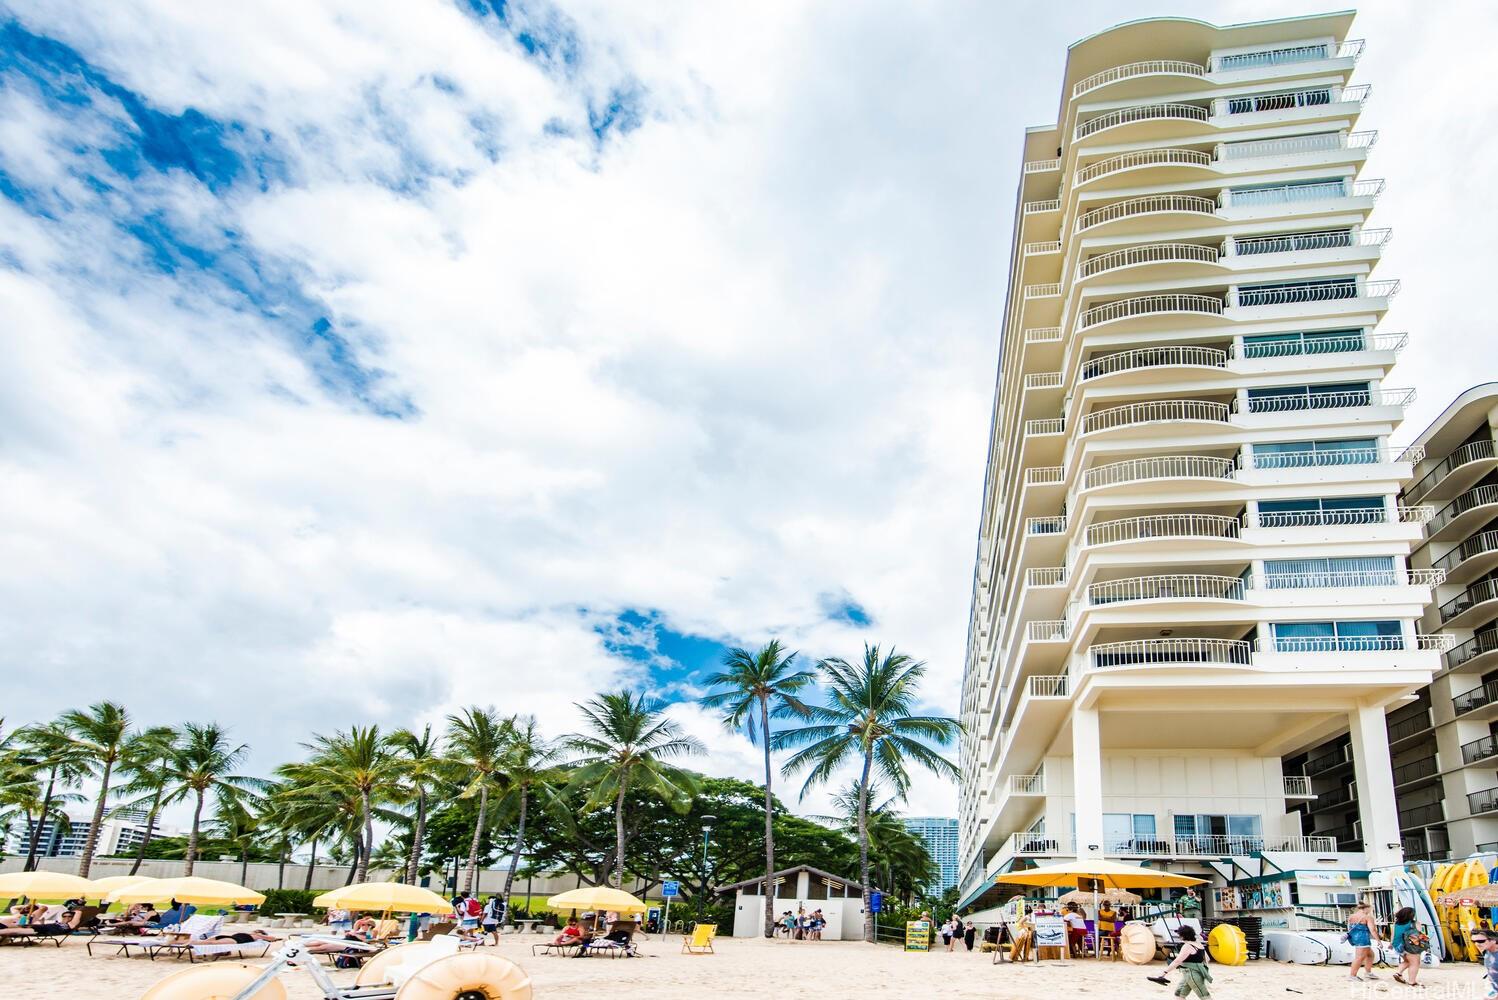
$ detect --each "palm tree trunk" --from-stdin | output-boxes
[23,768,57,872]
[128,784,164,876]
[857,749,874,943]
[613,775,630,887]
[405,790,427,885]
[277,845,286,889]
[344,833,362,886]
[760,695,777,939]
[303,839,319,891]
[356,790,373,884]
[185,789,205,876]
[78,756,115,878]
[463,785,489,893]
[501,789,528,921]
[240,851,249,884]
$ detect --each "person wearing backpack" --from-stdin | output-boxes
[1391,906,1427,987]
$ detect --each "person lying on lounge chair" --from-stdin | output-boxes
[199,929,282,945]
[305,930,379,954]
[0,903,48,928]
[0,907,83,938]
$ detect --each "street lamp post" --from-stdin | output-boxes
[700,814,717,917]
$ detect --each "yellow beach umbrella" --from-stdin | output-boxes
[545,886,647,913]
[0,870,98,901]
[1001,858,1204,890]
[313,882,452,914]
[107,875,265,906]
[90,875,158,896]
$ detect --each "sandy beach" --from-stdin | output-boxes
[5,930,1491,999]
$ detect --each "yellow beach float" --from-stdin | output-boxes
[1207,923,1248,965]
[140,963,287,1000]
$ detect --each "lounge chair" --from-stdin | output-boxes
[531,936,585,956]
[581,933,638,958]
[89,914,224,961]
[682,923,717,955]
[418,920,455,942]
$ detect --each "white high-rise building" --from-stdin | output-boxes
[957,12,1449,910]
[903,816,960,892]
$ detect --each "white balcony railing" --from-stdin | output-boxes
[1082,455,1237,490]
[1224,178,1379,208]
[1230,278,1400,307]
[1257,568,1443,590]
[1025,282,1060,298]
[1085,513,1241,547]
[1248,444,1413,470]
[1077,194,1217,232]
[1023,240,1062,256]
[1212,84,1368,117]
[1025,417,1065,436]
[1008,773,1046,795]
[1072,60,1206,99]
[1025,516,1067,536]
[1087,574,1246,605]
[1024,372,1063,390]
[1027,619,1070,641]
[1023,158,1061,174]
[1028,674,1069,698]
[1076,102,1209,141]
[1237,387,1414,414]
[1244,505,1433,529]
[1083,399,1231,434]
[1283,775,1314,798]
[1079,293,1224,330]
[1228,227,1389,256]
[1080,344,1229,380]
[1023,198,1060,214]
[1213,39,1362,71]
[1024,326,1061,345]
[1089,637,1252,668]
[1026,566,1067,587]
[1409,439,1498,502]
[1075,148,1212,186]
[1217,130,1377,161]
[1024,465,1064,485]
[1257,634,1448,654]
[1430,485,1498,536]
[1079,242,1219,279]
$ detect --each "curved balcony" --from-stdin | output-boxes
[1088,637,1252,670]
[1075,102,1210,142]
[1080,345,1230,383]
[1429,485,1498,542]
[1409,439,1498,505]
[1081,455,1237,492]
[1227,227,1388,257]
[1084,513,1241,548]
[1448,631,1498,676]
[1441,578,1498,629]
[1087,574,1246,607]
[1074,148,1213,187]
[1076,194,1217,237]
[1237,387,1414,417]
[1230,279,1400,309]
[1218,130,1377,163]
[1434,529,1498,585]
[1245,505,1432,529]
[1079,243,1220,281]
[1082,399,1232,436]
[1079,294,1226,333]
[1246,443,1418,472]
[1071,60,1206,101]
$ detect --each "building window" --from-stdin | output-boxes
[1271,620,1404,652]
[1261,555,1397,588]
[1225,88,1332,114]
[1251,438,1379,469]
[1229,178,1346,207]
[1242,329,1365,356]
[1256,496,1384,527]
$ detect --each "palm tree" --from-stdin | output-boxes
[213,796,263,884]
[269,768,352,891]
[773,644,960,942]
[163,723,260,875]
[14,723,87,871]
[819,781,937,903]
[701,639,815,937]
[296,726,402,883]
[390,725,444,884]
[566,691,704,887]
[112,725,179,875]
[60,702,132,877]
[444,708,513,893]
[492,715,565,919]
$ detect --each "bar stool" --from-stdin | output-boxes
[1097,932,1120,960]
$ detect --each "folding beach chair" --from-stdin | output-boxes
[682,923,717,955]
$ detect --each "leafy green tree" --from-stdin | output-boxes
[493,715,565,918]
[421,799,503,891]
[161,723,261,875]
[60,701,132,877]
[12,723,87,871]
[774,644,960,941]
[445,707,513,893]
[390,725,444,884]
[701,639,815,937]
[566,691,704,886]
[112,726,180,875]
[295,726,402,883]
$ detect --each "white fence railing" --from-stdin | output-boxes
[1238,387,1414,414]
[1085,513,1241,547]
[1436,530,1498,574]
[1024,326,1061,345]
[1230,278,1400,307]
[1089,637,1252,668]
[1077,102,1209,140]
[1023,240,1062,256]
[1025,282,1060,298]
[1023,158,1060,173]
[1083,399,1232,434]
[1283,775,1314,798]
[1025,372,1063,389]
[1026,566,1067,587]
[1080,293,1225,329]
[1216,130,1376,161]
[1248,445,1411,470]
[1025,516,1067,537]
[1025,417,1065,436]
[1077,193,1216,232]
[1228,227,1389,256]
[1075,148,1212,186]
[1080,242,1219,279]
[1025,465,1064,485]
[1244,505,1432,529]
[1082,455,1237,490]
[1027,619,1070,641]
[1028,674,1069,698]
[1024,198,1060,214]
[1008,773,1046,795]
[1409,438,1498,501]
[1431,485,1498,535]
[1072,60,1206,99]
[1087,574,1247,605]
[1080,344,1229,380]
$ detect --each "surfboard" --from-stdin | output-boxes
[1262,930,1331,964]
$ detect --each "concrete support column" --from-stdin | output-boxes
[1348,702,1404,870]
[1073,706,1104,858]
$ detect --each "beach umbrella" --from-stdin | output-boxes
[0,870,97,901]
[106,875,265,906]
[313,882,452,914]
[90,875,158,897]
[1439,884,1498,907]
[545,886,648,913]
[1057,887,1141,907]
[1001,858,1204,891]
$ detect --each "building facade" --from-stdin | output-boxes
[8,809,155,859]
[957,13,1447,910]
[903,816,960,892]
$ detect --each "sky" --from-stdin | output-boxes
[2,0,1495,825]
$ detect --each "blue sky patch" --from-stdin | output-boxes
[819,591,873,627]
[598,609,730,697]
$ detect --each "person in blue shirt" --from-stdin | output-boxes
[1390,907,1424,988]
[157,899,197,928]
[1472,930,1498,999]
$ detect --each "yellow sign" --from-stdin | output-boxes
[905,920,931,951]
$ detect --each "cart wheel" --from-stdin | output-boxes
[393,953,533,1000]
[139,963,288,1000]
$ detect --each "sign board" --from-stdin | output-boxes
[1294,870,1352,887]
[869,891,883,914]
[904,920,931,951]
[661,880,680,898]
[1078,877,1103,893]
[1032,915,1067,951]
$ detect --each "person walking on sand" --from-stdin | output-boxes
[1471,930,1498,998]
[1152,925,1212,998]
[1347,901,1380,982]
[1391,906,1427,987]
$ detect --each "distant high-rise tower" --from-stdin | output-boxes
[904,816,960,892]
[957,12,1441,912]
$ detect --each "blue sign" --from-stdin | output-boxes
[869,891,883,914]
[661,880,680,898]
